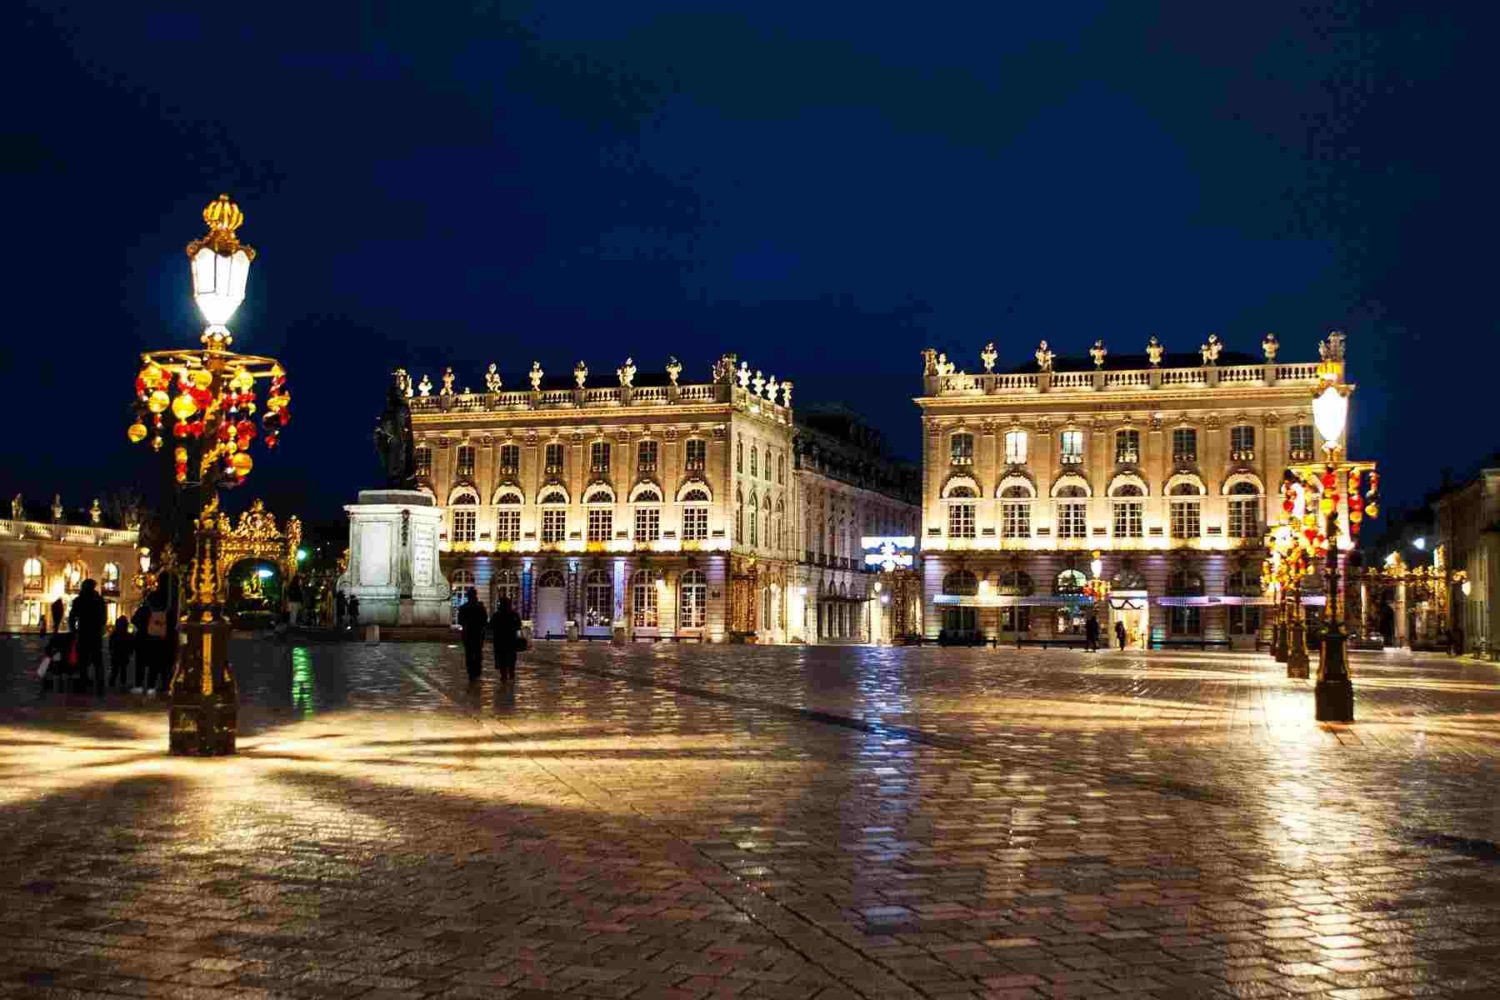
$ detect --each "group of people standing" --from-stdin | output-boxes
[40,573,178,696]
[455,589,523,683]
[1081,614,1130,652]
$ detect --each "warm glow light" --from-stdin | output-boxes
[1312,383,1349,450]
[1413,537,1426,551]
[1090,556,1103,578]
[191,246,252,329]
[1462,580,1473,597]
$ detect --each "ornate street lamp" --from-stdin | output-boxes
[125,195,292,756]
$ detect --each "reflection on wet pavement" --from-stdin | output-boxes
[0,634,1497,998]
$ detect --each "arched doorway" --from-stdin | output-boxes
[226,558,283,627]
[583,569,613,637]
[534,568,566,638]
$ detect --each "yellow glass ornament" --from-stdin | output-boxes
[171,393,198,421]
[230,452,253,476]
[147,390,170,413]
[127,422,148,444]
[191,369,213,390]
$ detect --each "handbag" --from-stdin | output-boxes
[147,610,168,639]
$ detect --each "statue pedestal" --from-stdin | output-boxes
[342,490,449,627]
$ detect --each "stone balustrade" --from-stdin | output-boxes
[930,362,1323,397]
[409,380,791,420]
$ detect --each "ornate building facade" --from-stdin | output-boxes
[407,355,795,641]
[915,334,1347,646]
[789,407,920,643]
[1,494,145,631]
[1433,464,1500,657]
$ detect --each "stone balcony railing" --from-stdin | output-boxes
[410,381,789,422]
[927,362,1322,397]
[1,520,139,546]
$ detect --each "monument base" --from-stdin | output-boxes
[342,489,450,627]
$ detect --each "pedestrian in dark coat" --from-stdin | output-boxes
[1114,619,1127,651]
[50,597,64,634]
[347,595,360,632]
[457,587,488,681]
[335,590,348,630]
[489,596,522,683]
[107,616,133,687]
[68,580,108,694]
[138,573,179,695]
[1084,614,1100,653]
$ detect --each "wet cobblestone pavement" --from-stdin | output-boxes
[1,637,1499,999]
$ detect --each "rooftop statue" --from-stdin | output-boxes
[374,370,417,489]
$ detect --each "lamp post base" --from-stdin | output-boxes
[1315,630,1354,723]
[1271,622,1288,662]
[1286,619,1310,679]
[168,620,238,756]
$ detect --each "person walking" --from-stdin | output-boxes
[49,597,64,635]
[107,616,133,688]
[129,600,152,691]
[347,594,360,633]
[335,590,347,631]
[489,596,522,684]
[286,575,305,627]
[1114,619,1127,651]
[138,573,179,695]
[68,579,108,694]
[1084,613,1100,653]
[457,587,488,682]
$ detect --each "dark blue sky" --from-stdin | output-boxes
[4,2,1493,521]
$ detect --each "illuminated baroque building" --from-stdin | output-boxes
[1433,463,1500,657]
[915,334,1346,645]
[407,355,794,641]
[1,494,145,631]
[790,407,920,643]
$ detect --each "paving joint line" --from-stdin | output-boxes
[372,646,924,1000]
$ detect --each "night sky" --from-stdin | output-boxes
[5,2,1495,524]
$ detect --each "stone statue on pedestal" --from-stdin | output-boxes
[374,372,417,489]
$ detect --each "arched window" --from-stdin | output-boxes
[679,488,710,503]
[63,561,85,593]
[1054,569,1088,595]
[586,489,614,543]
[632,569,660,628]
[1228,480,1262,539]
[1000,484,1032,539]
[538,488,568,505]
[748,490,759,547]
[679,569,706,628]
[736,487,745,542]
[492,569,520,609]
[736,434,743,473]
[1111,482,1144,538]
[537,569,566,589]
[750,446,758,478]
[584,569,613,628]
[777,453,786,484]
[1225,566,1258,597]
[1111,567,1147,591]
[449,568,473,625]
[942,570,979,596]
[998,570,1034,595]
[23,557,43,592]
[1167,568,1205,596]
[539,489,567,544]
[102,562,121,596]
[1169,479,1203,538]
[775,498,785,550]
[1170,481,1204,496]
[634,485,661,542]
[494,488,522,543]
[946,485,978,498]
[455,444,476,479]
[584,488,614,505]
[414,445,432,478]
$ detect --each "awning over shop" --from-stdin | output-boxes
[1156,595,1326,607]
[933,594,1094,608]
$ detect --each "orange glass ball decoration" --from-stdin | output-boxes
[230,452,253,477]
[127,422,148,444]
[147,390,170,414]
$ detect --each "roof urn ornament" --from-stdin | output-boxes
[572,361,588,388]
[1200,334,1223,365]
[935,352,955,376]
[780,380,793,408]
[712,353,737,384]
[484,364,502,393]
[529,361,544,391]
[736,361,751,389]
[1319,329,1347,362]
[10,494,21,522]
[89,498,101,525]
[752,370,766,397]
[766,375,779,401]
[440,367,455,396]
[1146,336,1164,366]
[417,374,433,398]
[921,347,939,376]
[1261,332,1279,362]
[616,357,636,388]
[51,494,63,522]
[1090,339,1108,368]
[394,368,413,398]
[666,356,682,385]
[1035,340,1055,373]
[980,342,998,372]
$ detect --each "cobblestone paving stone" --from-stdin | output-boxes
[1,635,1498,999]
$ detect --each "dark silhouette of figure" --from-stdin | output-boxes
[1084,614,1100,653]
[489,596,522,683]
[347,595,360,631]
[49,597,64,634]
[138,573,179,695]
[1114,619,1127,651]
[457,587,487,681]
[374,371,417,488]
[68,579,107,694]
[286,575,305,626]
[335,590,348,630]
[107,616,132,687]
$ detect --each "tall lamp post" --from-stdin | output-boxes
[1294,336,1378,722]
[126,195,292,756]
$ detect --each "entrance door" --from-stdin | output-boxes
[1108,595,1149,649]
[534,569,566,639]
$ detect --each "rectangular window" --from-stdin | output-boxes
[1113,501,1143,538]
[1172,428,1197,464]
[1115,430,1139,465]
[452,509,476,543]
[1231,425,1255,459]
[1057,501,1087,539]
[1228,498,1260,538]
[1289,424,1314,460]
[950,433,974,466]
[544,443,564,475]
[455,445,476,479]
[685,438,706,472]
[590,441,610,474]
[496,509,520,542]
[634,506,660,542]
[1060,430,1083,464]
[1228,606,1263,636]
[541,509,566,543]
[587,508,612,543]
[414,446,432,477]
[498,444,519,476]
[947,503,975,539]
[637,440,658,473]
[1170,500,1201,538]
[1004,430,1027,465]
[1001,502,1031,538]
[1169,607,1202,635]
[1000,607,1032,633]
[682,506,708,541]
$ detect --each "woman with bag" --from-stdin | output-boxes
[137,573,178,696]
[488,596,523,684]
